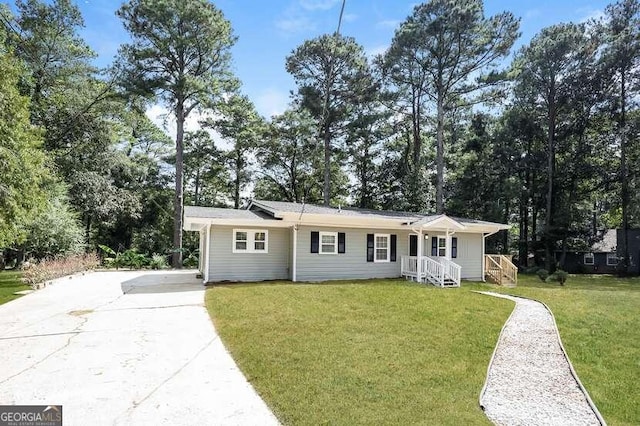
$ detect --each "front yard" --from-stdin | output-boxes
[0,270,29,305]
[206,275,639,425]
[206,279,511,425]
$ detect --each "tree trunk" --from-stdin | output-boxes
[194,168,200,205]
[173,101,185,268]
[619,69,629,276]
[234,155,241,209]
[85,215,92,253]
[323,122,331,206]
[435,98,445,214]
[544,96,556,271]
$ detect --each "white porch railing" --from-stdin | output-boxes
[401,255,461,287]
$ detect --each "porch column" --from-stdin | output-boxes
[203,224,211,284]
[481,233,486,282]
[445,229,452,260]
[416,229,422,282]
[292,225,298,282]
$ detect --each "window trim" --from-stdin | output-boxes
[319,231,338,255]
[606,253,618,266]
[232,229,269,253]
[583,252,594,265]
[374,233,390,263]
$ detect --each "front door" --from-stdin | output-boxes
[409,234,418,257]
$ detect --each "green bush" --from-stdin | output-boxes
[536,269,549,281]
[547,269,569,286]
[99,245,151,269]
[150,254,169,270]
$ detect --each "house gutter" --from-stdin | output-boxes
[292,225,298,282]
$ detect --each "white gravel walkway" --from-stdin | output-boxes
[478,292,605,426]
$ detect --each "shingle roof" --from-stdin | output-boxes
[184,206,275,220]
[251,199,423,220]
[591,229,617,253]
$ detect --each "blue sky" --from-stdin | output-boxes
[10,0,610,119]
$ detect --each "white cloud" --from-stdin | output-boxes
[524,9,541,19]
[342,13,358,23]
[376,19,401,30]
[299,0,340,11]
[275,14,316,34]
[256,88,290,119]
[578,8,605,23]
[366,44,388,59]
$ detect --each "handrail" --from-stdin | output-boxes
[484,255,518,286]
[401,256,461,287]
[440,258,461,287]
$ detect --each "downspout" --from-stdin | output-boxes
[292,225,298,282]
[204,224,211,284]
[417,228,423,283]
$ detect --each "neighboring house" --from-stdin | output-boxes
[556,229,640,275]
[183,200,516,287]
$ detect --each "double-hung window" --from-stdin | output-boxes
[374,234,390,262]
[319,232,337,254]
[606,253,618,266]
[584,253,594,265]
[438,237,447,257]
[233,229,268,253]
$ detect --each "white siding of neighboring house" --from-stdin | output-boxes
[295,226,410,282]
[207,225,290,282]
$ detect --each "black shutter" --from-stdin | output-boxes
[390,235,397,262]
[338,232,346,253]
[311,231,319,253]
[409,235,418,257]
[452,237,458,258]
[431,236,438,256]
[366,234,374,262]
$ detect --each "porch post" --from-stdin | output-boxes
[481,233,486,282]
[445,229,452,260]
[203,224,211,284]
[416,229,422,282]
[292,225,298,282]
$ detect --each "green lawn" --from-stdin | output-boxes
[206,279,512,425]
[490,274,640,426]
[0,270,29,305]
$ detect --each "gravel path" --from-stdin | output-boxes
[478,292,605,426]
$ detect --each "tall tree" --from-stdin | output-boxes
[386,0,519,213]
[514,23,595,270]
[599,0,640,274]
[206,94,264,209]
[286,34,370,205]
[118,0,236,267]
[254,108,324,203]
[0,44,49,248]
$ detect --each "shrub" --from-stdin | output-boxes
[99,245,151,269]
[547,269,569,286]
[21,253,99,287]
[150,254,169,270]
[536,269,549,281]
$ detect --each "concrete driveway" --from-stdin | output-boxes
[0,270,279,426]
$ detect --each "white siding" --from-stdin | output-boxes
[207,226,289,282]
[422,232,483,280]
[296,226,410,281]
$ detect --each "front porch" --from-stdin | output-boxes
[401,256,462,287]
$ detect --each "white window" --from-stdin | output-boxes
[375,234,390,262]
[606,253,618,266]
[233,229,268,253]
[319,232,337,254]
[584,253,594,265]
[438,237,447,257]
